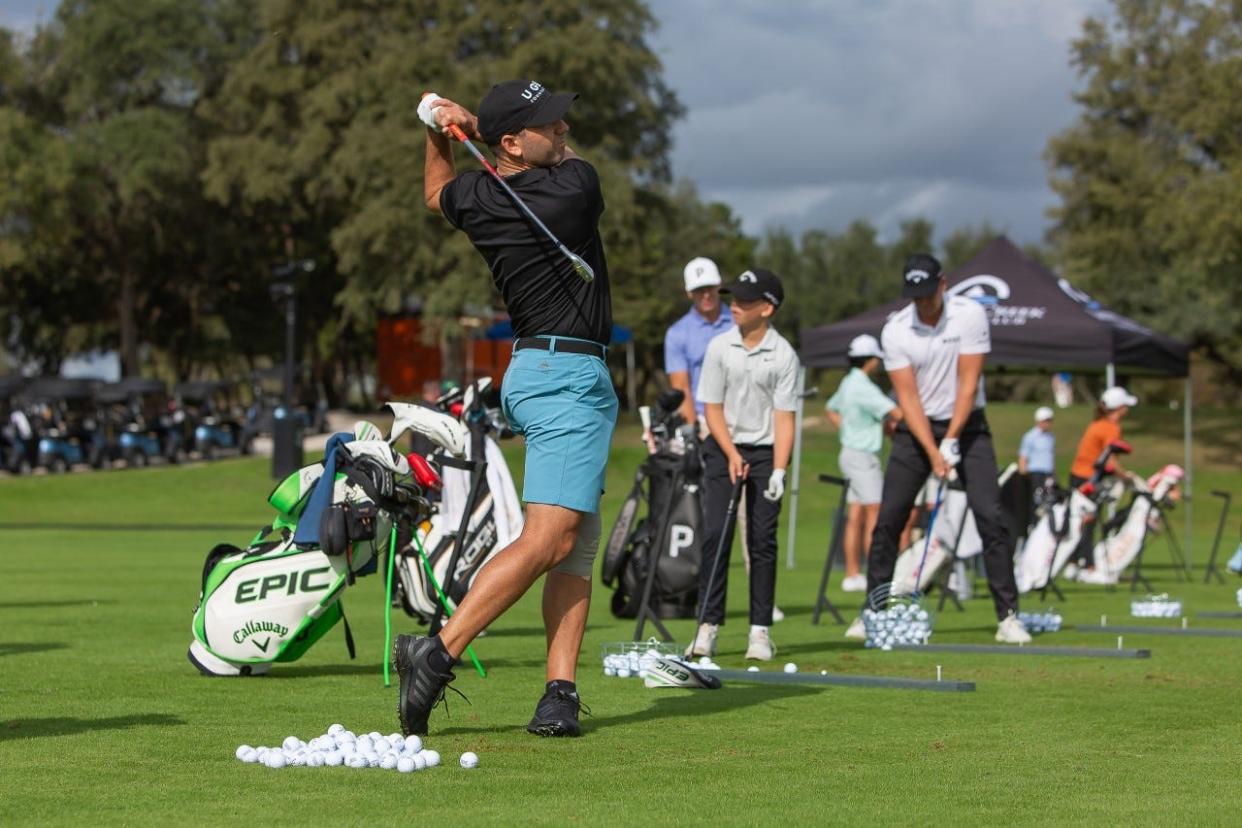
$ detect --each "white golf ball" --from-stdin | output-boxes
[368,731,383,741]
[783,663,797,674]
[325,751,343,767]
[356,736,373,752]
[747,665,760,673]
[365,753,380,768]
[420,749,440,768]
[267,753,287,769]
[604,667,616,677]
[328,723,344,735]
[339,730,356,743]
[381,753,399,770]
[412,754,427,771]
[617,667,632,678]
[238,748,258,764]
[307,752,325,767]
[459,751,479,769]
[820,670,828,676]
[374,738,391,754]
[236,745,254,760]
[387,733,404,747]
[404,735,423,754]
[881,643,893,651]
[346,754,367,769]
[397,755,416,773]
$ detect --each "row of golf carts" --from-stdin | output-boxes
[0,375,328,474]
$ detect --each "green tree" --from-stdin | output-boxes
[1047,0,1242,380]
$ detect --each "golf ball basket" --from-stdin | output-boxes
[1130,593,1183,618]
[862,583,935,649]
[600,638,682,677]
[1017,608,1064,634]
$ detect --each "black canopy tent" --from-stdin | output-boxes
[794,236,1198,564]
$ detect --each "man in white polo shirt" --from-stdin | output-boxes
[687,268,799,661]
[863,253,1030,644]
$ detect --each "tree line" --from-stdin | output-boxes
[1,0,1236,405]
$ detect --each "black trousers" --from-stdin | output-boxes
[698,439,780,626]
[866,410,1018,620]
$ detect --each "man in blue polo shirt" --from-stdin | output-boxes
[664,257,733,428]
[1018,406,1057,502]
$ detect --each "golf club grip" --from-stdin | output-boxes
[818,473,847,486]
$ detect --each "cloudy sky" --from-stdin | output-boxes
[3,0,1108,243]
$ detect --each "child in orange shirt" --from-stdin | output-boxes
[1069,386,1136,570]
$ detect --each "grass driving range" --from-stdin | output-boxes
[2,402,1239,824]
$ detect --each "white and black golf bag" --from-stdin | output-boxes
[602,390,702,620]
[392,379,523,624]
[1015,487,1096,593]
[1076,464,1184,585]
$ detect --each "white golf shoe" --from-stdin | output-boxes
[685,623,718,658]
[841,574,867,593]
[995,612,1033,645]
[745,628,776,661]
[845,616,867,640]
[772,606,786,622]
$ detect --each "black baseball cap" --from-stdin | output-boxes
[477,80,577,146]
[720,267,784,307]
[902,253,943,298]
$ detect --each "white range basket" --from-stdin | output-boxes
[601,638,682,677]
[863,584,934,650]
[1130,594,1182,618]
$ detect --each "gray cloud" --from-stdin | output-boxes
[647,0,1109,241]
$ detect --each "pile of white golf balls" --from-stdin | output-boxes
[1131,595,1182,618]
[1018,610,1063,634]
[862,603,932,650]
[234,724,476,772]
[603,646,713,677]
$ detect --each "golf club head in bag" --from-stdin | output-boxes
[386,402,468,456]
[641,657,722,689]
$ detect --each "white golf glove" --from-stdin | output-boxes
[417,92,442,132]
[938,437,961,468]
[763,468,786,502]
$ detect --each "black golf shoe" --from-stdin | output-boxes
[394,634,458,736]
[527,680,590,737]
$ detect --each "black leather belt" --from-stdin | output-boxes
[514,336,606,359]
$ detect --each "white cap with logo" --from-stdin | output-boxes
[1101,386,1138,410]
[1034,406,1054,422]
[847,334,884,360]
[683,257,722,292]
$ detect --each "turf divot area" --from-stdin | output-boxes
[2,407,1240,824]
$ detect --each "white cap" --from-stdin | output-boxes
[847,334,884,360]
[1100,386,1138,410]
[1034,406,1054,422]
[683,257,722,292]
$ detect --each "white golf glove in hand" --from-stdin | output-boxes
[417,92,442,131]
[938,437,961,469]
[763,468,786,502]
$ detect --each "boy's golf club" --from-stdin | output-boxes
[693,476,746,638]
[444,123,595,283]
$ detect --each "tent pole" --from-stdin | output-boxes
[1184,375,1193,572]
[625,341,636,412]
[785,367,807,570]
[1105,362,1116,388]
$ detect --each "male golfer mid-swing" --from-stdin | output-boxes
[395,81,617,737]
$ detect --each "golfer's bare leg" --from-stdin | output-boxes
[543,572,590,682]
[438,504,582,659]
[844,503,865,577]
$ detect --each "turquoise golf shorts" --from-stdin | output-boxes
[500,338,619,515]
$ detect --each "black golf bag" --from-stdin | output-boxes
[602,390,702,619]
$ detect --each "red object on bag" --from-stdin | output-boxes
[406,453,443,491]
[449,402,464,418]
[1078,482,1096,497]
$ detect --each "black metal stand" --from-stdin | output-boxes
[1128,496,1186,593]
[428,449,487,636]
[811,474,848,626]
[1203,491,1231,585]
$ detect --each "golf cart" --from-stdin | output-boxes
[96,378,184,468]
[244,368,330,441]
[19,377,105,472]
[1,375,34,474]
[174,381,251,460]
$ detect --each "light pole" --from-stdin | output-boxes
[269,259,314,479]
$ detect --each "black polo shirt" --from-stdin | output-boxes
[440,157,612,345]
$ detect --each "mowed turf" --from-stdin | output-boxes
[1,403,1239,825]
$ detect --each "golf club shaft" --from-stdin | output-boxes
[912,477,948,591]
[695,477,746,632]
[445,124,591,282]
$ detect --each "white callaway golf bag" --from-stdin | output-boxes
[1015,487,1096,593]
[188,411,464,677]
[1076,464,1184,585]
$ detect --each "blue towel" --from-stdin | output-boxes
[293,432,354,546]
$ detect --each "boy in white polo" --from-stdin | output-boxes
[825,334,902,592]
[859,253,1030,645]
[687,268,799,661]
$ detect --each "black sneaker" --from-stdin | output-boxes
[393,634,457,736]
[527,681,590,737]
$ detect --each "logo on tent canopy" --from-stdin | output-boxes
[948,274,1046,326]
